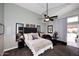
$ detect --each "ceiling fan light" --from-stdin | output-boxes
[45,18,49,21]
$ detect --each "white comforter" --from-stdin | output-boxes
[25,38,53,56]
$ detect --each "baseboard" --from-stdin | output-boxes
[57,40,67,45]
[0,50,5,56]
[1,51,4,56]
[4,46,17,52]
[52,39,67,45]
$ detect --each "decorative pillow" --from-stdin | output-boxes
[31,33,39,40]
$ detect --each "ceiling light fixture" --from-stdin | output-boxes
[43,3,58,22]
[45,18,49,22]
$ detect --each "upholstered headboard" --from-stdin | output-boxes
[19,27,37,33]
[24,27,37,33]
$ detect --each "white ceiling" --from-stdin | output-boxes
[15,3,79,17]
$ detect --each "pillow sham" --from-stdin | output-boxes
[31,33,39,40]
[24,34,28,40]
[27,33,33,40]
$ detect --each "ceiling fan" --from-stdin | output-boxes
[44,3,58,22]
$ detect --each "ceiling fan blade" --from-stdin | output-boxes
[49,18,54,21]
[50,15,58,18]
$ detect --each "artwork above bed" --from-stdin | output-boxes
[26,24,35,28]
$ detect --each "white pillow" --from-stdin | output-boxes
[24,34,28,40]
[28,33,33,40]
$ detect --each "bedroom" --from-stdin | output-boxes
[0,3,79,56]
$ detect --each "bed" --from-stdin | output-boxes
[21,27,53,56]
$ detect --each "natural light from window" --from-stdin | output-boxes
[67,16,78,23]
[67,16,78,47]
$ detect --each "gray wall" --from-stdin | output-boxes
[47,18,67,42]
[4,4,45,50]
[0,3,4,55]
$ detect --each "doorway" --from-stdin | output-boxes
[67,16,79,48]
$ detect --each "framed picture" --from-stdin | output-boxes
[0,23,4,35]
[26,24,29,28]
[26,24,35,28]
[47,25,53,33]
[30,24,35,28]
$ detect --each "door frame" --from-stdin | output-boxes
[67,16,79,48]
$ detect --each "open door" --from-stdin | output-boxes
[67,16,79,48]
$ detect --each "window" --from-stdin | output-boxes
[67,16,78,23]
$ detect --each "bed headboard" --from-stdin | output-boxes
[19,27,37,33]
[24,27,37,33]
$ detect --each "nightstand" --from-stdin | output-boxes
[17,35,25,49]
[18,39,25,48]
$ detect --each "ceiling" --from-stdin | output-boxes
[15,3,79,18]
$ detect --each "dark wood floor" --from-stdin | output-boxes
[3,44,79,56]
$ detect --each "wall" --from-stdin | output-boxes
[4,4,45,50]
[47,18,67,42]
[0,3,4,55]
